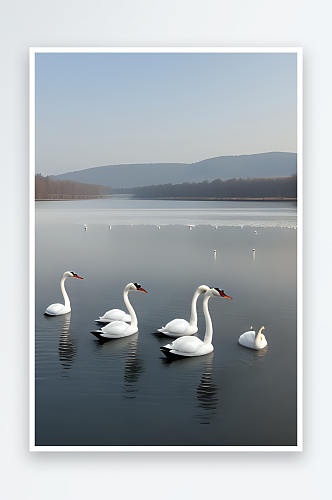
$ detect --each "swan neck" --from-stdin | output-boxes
[255,326,265,346]
[202,295,213,344]
[188,289,201,326]
[61,276,70,308]
[255,326,264,340]
[124,287,137,328]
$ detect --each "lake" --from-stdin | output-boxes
[34,199,298,449]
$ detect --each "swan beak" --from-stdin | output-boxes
[75,275,84,279]
[138,287,147,293]
[220,290,232,299]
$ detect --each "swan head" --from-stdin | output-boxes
[197,285,210,294]
[210,288,233,299]
[63,271,84,279]
[126,282,148,293]
[209,287,233,300]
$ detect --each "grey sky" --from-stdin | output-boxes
[35,51,298,176]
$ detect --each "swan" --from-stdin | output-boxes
[238,326,267,350]
[158,285,210,337]
[91,283,147,339]
[160,288,232,358]
[44,271,84,316]
[95,281,146,324]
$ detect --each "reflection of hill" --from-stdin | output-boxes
[58,315,77,377]
[196,355,218,425]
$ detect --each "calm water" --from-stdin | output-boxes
[34,199,297,447]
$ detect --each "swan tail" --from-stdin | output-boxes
[160,345,171,354]
[90,330,106,340]
[157,327,166,333]
[159,346,186,360]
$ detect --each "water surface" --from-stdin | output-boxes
[35,199,297,447]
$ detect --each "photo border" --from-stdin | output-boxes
[29,46,303,452]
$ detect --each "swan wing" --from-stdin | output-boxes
[158,318,190,335]
[170,336,204,353]
[238,331,256,348]
[45,303,65,315]
[100,321,130,338]
[99,309,130,322]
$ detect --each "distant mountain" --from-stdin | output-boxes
[50,152,296,189]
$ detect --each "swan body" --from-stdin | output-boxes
[91,283,147,340]
[96,281,143,324]
[44,271,83,316]
[238,326,267,350]
[158,285,210,337]
[96,308,131,324]
[160,288,232,358]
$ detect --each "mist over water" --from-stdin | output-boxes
[35,199,297,447]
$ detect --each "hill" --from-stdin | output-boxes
[50,152,296,189]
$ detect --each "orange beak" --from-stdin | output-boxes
[138,287,147,293]
[220,290,232,299]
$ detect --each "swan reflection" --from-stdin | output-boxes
[160,352,218,425]
[255,345,268,358]
[195,354,218,425]
[123,335,145,398]
[58,314,77,377]
[93,333,145,398]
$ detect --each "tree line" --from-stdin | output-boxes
[112,174,297,199]
[35,174,111,200]
[35,173,297,200]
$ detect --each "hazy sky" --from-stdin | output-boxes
[34,51,298,176]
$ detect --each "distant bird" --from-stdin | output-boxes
[44,271,83,316]
[91,283,147,339]
[157,285,210,338]
[238,326,267,350]
[254,230,257,234]
[84,224,87,230]
[109,225,111,230]
[160,288,233,358]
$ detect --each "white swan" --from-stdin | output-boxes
[91,283,147,339]
[238,326,267,350]
[160,288,232,358]
[44,271,84,316]
[158,285,210,337]
[95,282,138,324]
